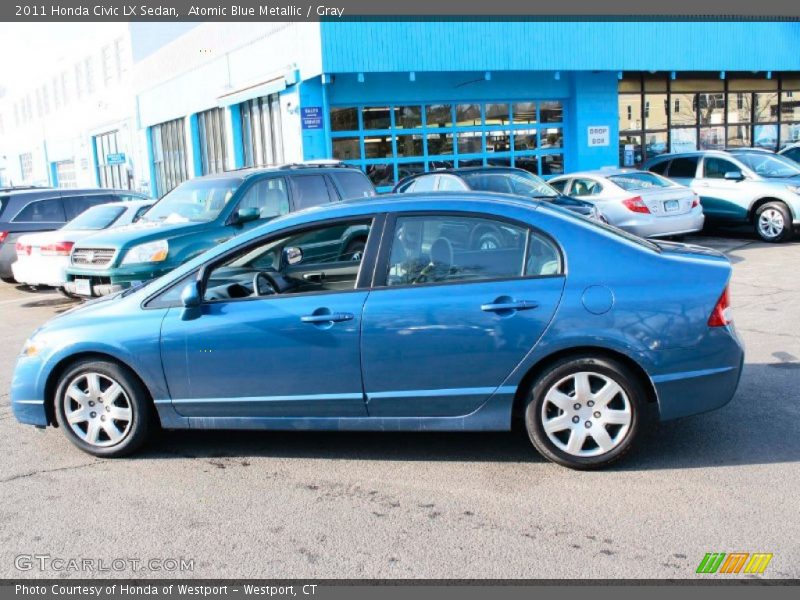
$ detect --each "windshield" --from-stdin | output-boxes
[65,204,126,230]
[735,153,800,178]
[608,172,673,191]
[462,171,559,198]
[142,178,241,223]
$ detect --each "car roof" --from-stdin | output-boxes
[551,168,647,179]
[198,162,365,182]
[1,187,138,198]
[645,150,736,161]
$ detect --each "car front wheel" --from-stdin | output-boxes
[524,356,642,469]
[54,359,153,457]
[755,201,792,243]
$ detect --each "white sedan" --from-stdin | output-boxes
[549,169,705,238]
[12,200,153,293]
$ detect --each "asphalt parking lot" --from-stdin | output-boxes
[0,231,798,580]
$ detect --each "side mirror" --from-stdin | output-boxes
[180,281,202,321]
[233,207,260,225]
[282,246,303,267]
[724,170,744,181]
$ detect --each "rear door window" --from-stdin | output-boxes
[237,177,290,219]
[63,194,119,220]
[290,174,335,210]
[666,157,699,179]
[648,160,669,175]
[331,171,375,199]
[12,198,67,223]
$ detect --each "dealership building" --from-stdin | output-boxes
[3,21,800,194]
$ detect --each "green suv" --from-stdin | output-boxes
[64,163,375,297]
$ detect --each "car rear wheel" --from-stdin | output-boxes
[524,356,642,469]
[1,276,17,284]
[755,201,792,243]
[54,359,153,457]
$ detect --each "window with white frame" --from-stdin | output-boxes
[329,101,565,189]
[94,130,130,190]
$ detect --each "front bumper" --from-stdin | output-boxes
[617,207,705,239]
[65,264,169,297]
[11,354,49,427]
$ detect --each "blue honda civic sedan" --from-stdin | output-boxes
[11,193,744,469]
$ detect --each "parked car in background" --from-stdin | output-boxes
[778,142,800,165]
[0,188,147,283]
[392,167,604,221]
[63,163,376,297]
[12,200,154,294]
[643,150,800,242]
[12,193,742,469]
[549,169,704,238]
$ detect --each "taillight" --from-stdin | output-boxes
[40,241,74,256]
[708,285,732,327]
[691,194,700,208]
[15,241,31,256]
[622,196,650,214]
[0,231,8,244]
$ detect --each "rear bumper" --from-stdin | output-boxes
[616,207,705,239]
[652,326,745,421]
[0,242,16,278]
[11,256,68,287]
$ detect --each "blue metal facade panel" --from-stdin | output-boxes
[321,21,800,73]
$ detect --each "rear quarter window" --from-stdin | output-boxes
[331,171,376,199]
[12,198,67,223]
[667,157,699,178]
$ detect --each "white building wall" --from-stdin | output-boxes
[0,24,143,190]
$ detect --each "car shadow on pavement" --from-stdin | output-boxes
[140,363,799,470]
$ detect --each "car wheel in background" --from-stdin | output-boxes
[755,201,792,243]
[524,355,643,470]
[57,286,80,300]
[1,276,17,284]
[54,359,153,457]
[342,238,366,261]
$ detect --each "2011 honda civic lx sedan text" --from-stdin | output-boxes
[11,193,744,469]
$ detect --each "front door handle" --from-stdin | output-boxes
[301,311,354,324]
[481,300,539,313]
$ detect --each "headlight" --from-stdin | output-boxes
[21,336,46,357]
[120,240,168,265]
[786,185,800,195]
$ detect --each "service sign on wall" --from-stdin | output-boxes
[587,126,610,147]
[302,107,322,130]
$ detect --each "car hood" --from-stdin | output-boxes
[71,219,215,250]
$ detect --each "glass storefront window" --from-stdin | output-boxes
[727,92,752,124]
[427,132,454,155]
[455,104,481,126]
[699,126,725,150]
[362,107,395,130]
[487,156,512,167]
[396,106,422,129]
[395,134,423,157]
[515,155,539,174]
[754,124,779,149]
[781,91,800,122]
[541,128,563,149]
[619,134,642,167]
[485,104,511,126]
[397,162,425,180]
[727,125,751,147]
[514,129,537,151]
[755,93,779,122]
[698,93,725,126]
[644,132,668,158]
[364,135,392,158]
[619,94,642,131]
[780,123,800,145]
[457,131,483,154]
[426,104,452,128]
[486,130,511,153]
[365,164,394,186]
[644,94,668,130]
[670,128,697,152]
[331,107,358,131]
[513,102,537,124]
[540,101,563,123]
[541,154,564,175]
[332,137,361,161]
[671,93,697,126]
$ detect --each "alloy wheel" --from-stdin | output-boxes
[62,372,133,447]
[540,371,632,457]
[758,208,785,239]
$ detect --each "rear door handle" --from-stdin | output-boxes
[301,312,354,324]
[481,300,539,313]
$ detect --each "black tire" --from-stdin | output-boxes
[342,238,366,261]
[754,201,792,243]
[54,359,153,458]
[57,286,80,300]
[1,276,17,284]
[524,355,643,470]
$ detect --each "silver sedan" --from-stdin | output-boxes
[549,169,704,238]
